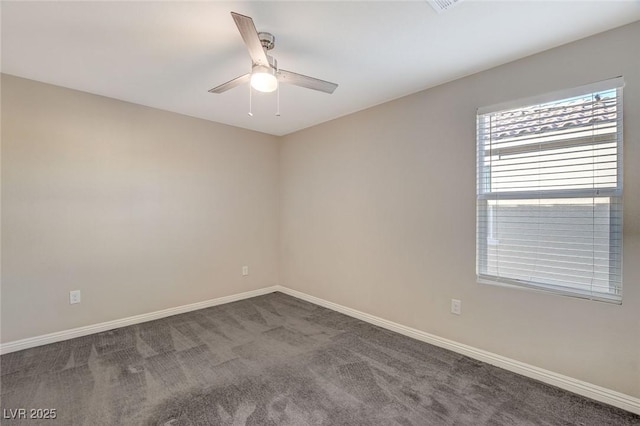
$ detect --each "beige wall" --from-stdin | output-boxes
[280,22,640,397]
[1,75,280,342]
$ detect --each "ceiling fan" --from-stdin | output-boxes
[209,12,338,95]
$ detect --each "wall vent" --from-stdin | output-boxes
[428,0,464,14]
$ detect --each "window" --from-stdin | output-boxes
[476,78,623,303]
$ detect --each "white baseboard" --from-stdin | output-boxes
[0,286,279,355]
[2,284,638,415]
[275,286,640,416]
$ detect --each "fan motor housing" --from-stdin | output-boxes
[267,55,277,70]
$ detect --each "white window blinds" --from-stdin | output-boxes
[476,77,623,303]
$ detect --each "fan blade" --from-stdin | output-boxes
[209,73,250,93]
[231,12,269,67]
[277,70,338,94]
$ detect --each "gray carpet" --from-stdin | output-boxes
[1,292,638,425]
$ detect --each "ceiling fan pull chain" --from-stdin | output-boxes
[248,84,253,117]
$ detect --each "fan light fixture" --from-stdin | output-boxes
[250,65,278,92]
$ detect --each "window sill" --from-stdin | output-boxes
[477,276,622,305]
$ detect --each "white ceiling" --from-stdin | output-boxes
[2,1,639,136]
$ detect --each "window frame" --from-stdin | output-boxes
[475,77,624,303]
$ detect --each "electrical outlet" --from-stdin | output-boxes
[451,299,461,315]
[242,266,249,276]
[70,290,81,305]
